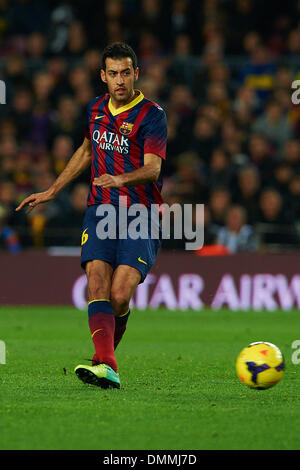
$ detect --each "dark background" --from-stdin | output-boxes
[0,0,300,254]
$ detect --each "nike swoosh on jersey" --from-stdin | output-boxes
[95,115,105,120]
[138,257,148,265]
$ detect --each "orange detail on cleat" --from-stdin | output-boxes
[260,349,268,356]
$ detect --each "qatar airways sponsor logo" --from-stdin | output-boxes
[92,129,129,154]
[72,273,300,311]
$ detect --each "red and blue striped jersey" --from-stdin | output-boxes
[84,90,167,207]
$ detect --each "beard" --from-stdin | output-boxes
[111,87,134,104]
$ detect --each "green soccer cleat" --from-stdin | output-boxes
[74,363,120,389]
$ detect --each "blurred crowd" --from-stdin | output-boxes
[0,0,300,253]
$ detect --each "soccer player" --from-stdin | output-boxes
[16,43,167,389]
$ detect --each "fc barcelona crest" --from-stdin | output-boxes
[119,121,134,135]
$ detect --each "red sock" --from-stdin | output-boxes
[114,309,131,350]
[88,300,117,372]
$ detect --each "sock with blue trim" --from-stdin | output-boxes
[88,300,117,372]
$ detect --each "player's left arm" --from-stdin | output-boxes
[93,153,162,188]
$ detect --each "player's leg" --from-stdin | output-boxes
[86,258,112,301]
[86,260,117,369]
[111,222,161,349]
[75,260,120,388]
[110,265,141,349]
[75,204,120,388]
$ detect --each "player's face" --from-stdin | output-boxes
[101,57,139,104]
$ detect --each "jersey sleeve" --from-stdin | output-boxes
[84,105,91,140]
[84,94,107,141]
[141,105,167,160]
[84,126,91,140]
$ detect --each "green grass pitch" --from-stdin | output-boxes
[1,305,300,450]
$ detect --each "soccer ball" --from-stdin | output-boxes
[236,342,285,390]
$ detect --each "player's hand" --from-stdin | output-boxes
[15,190,55,214]
[93,174,123,188]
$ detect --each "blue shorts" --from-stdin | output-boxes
[80,204,162,283]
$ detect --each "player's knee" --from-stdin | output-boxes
[110,289,130,316]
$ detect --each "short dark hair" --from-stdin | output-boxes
[101,43,138,70]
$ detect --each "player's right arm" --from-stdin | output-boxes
[15,137,92,214]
